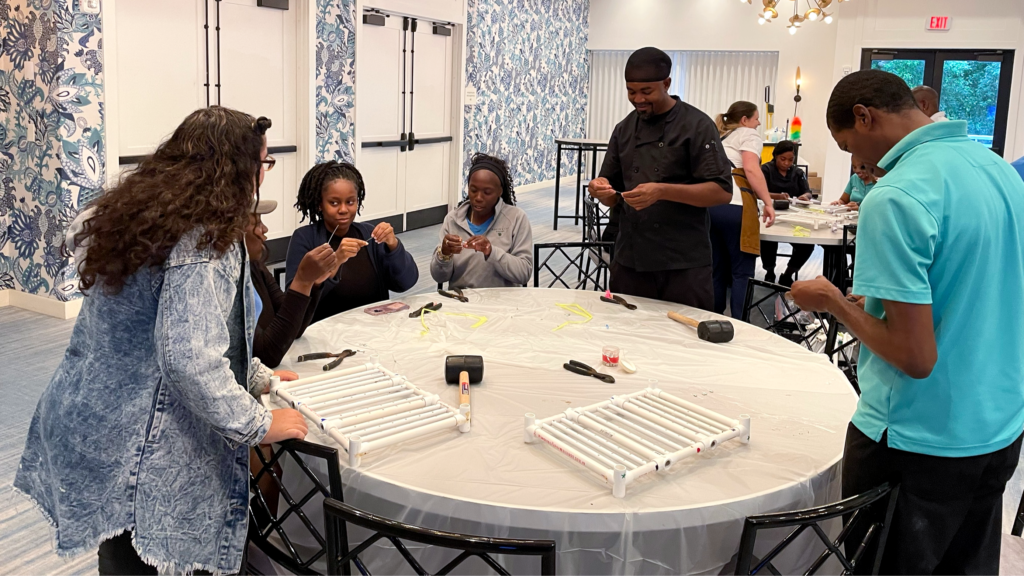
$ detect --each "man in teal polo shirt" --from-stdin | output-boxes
[792,69,1024,573]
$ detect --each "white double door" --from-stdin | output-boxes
[106,0,302,241]
[357,12,456,231]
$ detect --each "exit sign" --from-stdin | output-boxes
[928,16,950,30]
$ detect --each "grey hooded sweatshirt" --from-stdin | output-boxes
[430,199,534,288]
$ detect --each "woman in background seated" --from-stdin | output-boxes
[287,162,418,322]
[247,199,341,367]
[760,140,814,286]
[831,156,878,210]
[431,153,533,288]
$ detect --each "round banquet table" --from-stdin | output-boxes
[761,212,855,287]
[269,288,858,575]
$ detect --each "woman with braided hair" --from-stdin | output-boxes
[431,153,534,288]
[286,161,418,321]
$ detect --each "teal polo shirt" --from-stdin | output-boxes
[852,120,1024,457]
[843,173,875,203]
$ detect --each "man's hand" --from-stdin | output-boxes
[847,294,866,310]
[371,222,399,251]
[273,370,299,381]
[621,183,662,211]
[588,177,620,205]
[464,235,492,258]
[789,276,844,313]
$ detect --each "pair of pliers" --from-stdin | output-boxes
[563,360,615,383]
[297,349,357,371]
[600,294,637,310]
[409,302,443,318]
[437,287,468,303]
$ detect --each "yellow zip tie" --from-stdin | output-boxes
[552,303,593,332]
[419,310,488,335]
[793,226,811,238]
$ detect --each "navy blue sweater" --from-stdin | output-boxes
[285,222,419,316]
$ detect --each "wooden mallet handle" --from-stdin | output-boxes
[667,311,700,328]
[459,370,471,406]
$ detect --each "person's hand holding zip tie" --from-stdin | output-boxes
[292,245,339,293]
[588,177,620,206]
[371,222,399,251]
[464,235,492,258]
[622,182,662,211]
[322,238,368,281]
[441,233,464,256]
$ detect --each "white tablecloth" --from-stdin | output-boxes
[269,288,858,574]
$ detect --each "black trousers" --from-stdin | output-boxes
[708,204,756,319]
[610,262,714,311]
[843,423,1023,574]
[98,531,240,575]
[760,241,814,278]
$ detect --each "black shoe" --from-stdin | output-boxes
[764,272,776,284]
[779,273,794,288]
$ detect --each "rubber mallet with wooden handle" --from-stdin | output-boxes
[667,311,735,343]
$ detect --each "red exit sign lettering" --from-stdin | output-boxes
[928,16,950,31]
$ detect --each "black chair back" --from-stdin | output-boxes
[324,497,557,575]
[534,242,614,292]
[582,194,609,244]
[837,224,857,296]
[742,279,829,352]
[825,317,860,394]
[735,483,899,575]
[249,439,344,575]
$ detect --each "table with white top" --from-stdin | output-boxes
[553,138,610,230]
[760,208,857,287]
[269,288,858,574]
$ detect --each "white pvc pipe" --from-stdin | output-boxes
[305,379,396,405]
[568,410,663,463]
[616,402,711,453]
[624,460,660,485]
[653,390,739,428]
[549,422,622,471]
[739,414,751,444]
[313,389,415,416]
[288,371,392,396]
[359,411,456,443]
[524,413,537,444]
[285,363,375,389]
[565,421,646,467]
[361,415,465,454]
[330,397,432,429]
[592,408,673,454]
[612,464,627,498]
[345,406,447,436]
[532,428,613,485]
[602,406,688,450]
[635,398,718,438]
[610,404,705,446]
[643,395,724,434]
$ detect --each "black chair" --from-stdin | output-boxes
[324,497,557,575]
[837,224,857,296]
[735,483,900,575]
[825,317,860,394]
[742,279,829,352]
[272,263,288,289]
[533,242,614,291]
[1012,487,1024,538]
[248,439,344,575]
[581,193,610,245]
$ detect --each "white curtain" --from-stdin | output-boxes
[587,49,779,143]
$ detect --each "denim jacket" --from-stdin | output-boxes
[15,229,273,574]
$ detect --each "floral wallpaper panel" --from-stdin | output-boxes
[315,0,356,164]
[463,0,590,186]
[0,0,104,301]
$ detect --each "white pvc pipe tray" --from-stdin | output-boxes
[270,363,469,468]
[525,387,750,498]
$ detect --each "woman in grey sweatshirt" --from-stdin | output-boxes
[431,154,534,288]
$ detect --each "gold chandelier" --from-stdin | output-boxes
[740,0,851,34]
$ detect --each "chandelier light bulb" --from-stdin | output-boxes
[789,25,797,34]
[807,10,819,21]
[824,14,833,23]
[758,16,766,24]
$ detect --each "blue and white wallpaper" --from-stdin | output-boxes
[464,0,590,185]
[315,0,356,164]
[0,0,104,301]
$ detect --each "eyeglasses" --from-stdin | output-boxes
[261,156,276,171]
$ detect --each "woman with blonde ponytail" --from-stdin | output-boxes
[708,100,775,318]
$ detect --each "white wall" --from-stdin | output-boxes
[588,0,840,179]
[824,0,1024,200]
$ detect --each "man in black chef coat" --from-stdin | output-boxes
[589,47,732,310]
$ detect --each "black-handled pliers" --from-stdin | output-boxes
[409,302,443,318]
[600,294,637,310]
[297,349,357,371]
[438,287,468,302]
[563,360,615,383]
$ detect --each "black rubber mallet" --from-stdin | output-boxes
[668,312,735,343]
[445,355,484,385]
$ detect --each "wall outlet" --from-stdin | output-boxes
[464,85,477,106]
[81,0,101,15]
[843,66,852,76]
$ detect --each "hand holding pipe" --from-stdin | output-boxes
[667,312,734,343]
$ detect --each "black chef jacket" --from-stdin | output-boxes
[598,96,732,272]
[761,159,811,198]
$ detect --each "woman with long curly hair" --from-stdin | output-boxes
[15,106,310,575]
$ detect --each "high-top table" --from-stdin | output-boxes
[270,288,858,574]
[553,138,609,230]
[761,209,857,288]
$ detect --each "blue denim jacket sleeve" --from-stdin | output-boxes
[155,254,272,447]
